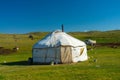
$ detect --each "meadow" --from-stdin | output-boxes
[0,30,120,80]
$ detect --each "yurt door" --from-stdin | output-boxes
[60,46,72,63]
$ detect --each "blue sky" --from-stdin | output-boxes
[0,0,120,33]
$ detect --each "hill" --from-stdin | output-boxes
[70,30,120,43]
[0,30,119,49]
[27,30,120,43]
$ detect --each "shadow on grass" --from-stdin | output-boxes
[0,61,55,66]
[0,61,29,66]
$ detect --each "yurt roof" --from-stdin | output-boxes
[33,30,86,48]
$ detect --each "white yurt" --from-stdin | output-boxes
[32,30,88,64]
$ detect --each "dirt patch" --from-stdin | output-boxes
[96,43,120,48]
[0,47,17,55]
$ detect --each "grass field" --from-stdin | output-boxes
[0,30,120,80]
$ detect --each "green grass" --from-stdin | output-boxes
[0,30,120,80]
[0,47,120,80]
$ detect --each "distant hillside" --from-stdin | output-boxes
[0,30,119,47]
[26,30,120,43]
[27,32,49,36]
[68,30,120,43]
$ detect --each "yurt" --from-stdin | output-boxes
[32,30,88,64]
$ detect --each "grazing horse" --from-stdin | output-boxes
[29,34,34,40]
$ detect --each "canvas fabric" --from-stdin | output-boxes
[33,47,61,63]
[60,46,72,63]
